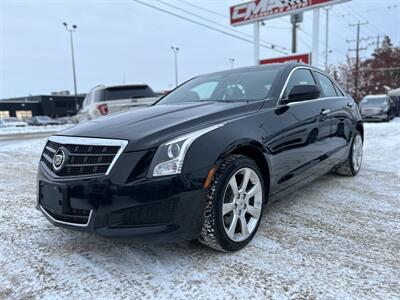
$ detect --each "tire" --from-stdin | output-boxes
[335,131,363,176]
[199,155,265,252]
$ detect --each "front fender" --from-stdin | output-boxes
[182,118,269,177]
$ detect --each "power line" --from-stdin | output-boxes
[133,0,288,55]
[299,27,347,56]
[177,0,290,30]
[348,21,369,100]
[338,5,386,37]
[336,4,398,16]
[178,0,228,18]
[155,0,289,52]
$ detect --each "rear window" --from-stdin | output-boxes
[361,97,388,105]
[101,86,156,101]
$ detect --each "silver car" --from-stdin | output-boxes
[77,84,159,122]
[360,95,396,122]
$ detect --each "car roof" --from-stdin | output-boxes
[363,94,387,98]
[198,62,321,78]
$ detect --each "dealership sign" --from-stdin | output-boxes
[260,53,311,65]
[230,0,350,26]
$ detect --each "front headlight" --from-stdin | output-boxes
[151,124,224,177]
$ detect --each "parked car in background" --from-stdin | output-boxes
[77,84,159,122]
[0,117,28,127]
[55,116,78,125]
[360,95,396,122]
[37,63,364,252]
[28,116,61,126]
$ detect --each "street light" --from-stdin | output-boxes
[229,58,235,69]
[63,22,79,111]
[171,46,179,87]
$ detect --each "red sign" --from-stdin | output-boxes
[230,0,349,26]
[260,53,311,65]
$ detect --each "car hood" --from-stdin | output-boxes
[59,101,263,151]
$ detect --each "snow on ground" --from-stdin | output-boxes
[0,124,72,136]
[0,119,399,300]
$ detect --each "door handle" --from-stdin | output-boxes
[321,109,331,116]
[347,103,354,108]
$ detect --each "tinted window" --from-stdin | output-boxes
[156,68,281,104]
[284,69,316,99]
[333,84,344,96]
[315,72,337,97]
[100,86,156,101]
[361,97,388,105]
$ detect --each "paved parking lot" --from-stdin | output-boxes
[0,119,399,299]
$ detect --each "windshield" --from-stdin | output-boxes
[361,97,388,105]
[156,68,281,105]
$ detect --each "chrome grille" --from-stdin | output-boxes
[40,136,128,178]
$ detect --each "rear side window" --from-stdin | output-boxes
[284,69,316,99]
[315,72,337,97]
[333,84,344,97]
[100,86,156,101]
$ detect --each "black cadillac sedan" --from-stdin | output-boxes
[37,63,363,252]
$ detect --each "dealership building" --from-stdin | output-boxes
[0,94,85,119]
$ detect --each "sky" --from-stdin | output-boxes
[1,0,399,99]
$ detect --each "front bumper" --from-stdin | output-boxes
[36,150,209,242]
[361,113,388,121]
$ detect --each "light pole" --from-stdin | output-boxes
[324,7,331,71]
[171,46,179,87]
[229,58,235,69]
[63,22,78,111]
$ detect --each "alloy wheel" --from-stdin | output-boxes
[222,167,262,242]
[352,135,363,172]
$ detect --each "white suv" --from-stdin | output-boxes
[77,84,159,122]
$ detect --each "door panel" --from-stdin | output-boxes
[267,100,332,195]
[312,71,353,165]
[328,97,354,163]
[266,68,334,195]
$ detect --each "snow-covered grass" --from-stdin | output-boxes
[0,124,72,136]
[0,119,399,299]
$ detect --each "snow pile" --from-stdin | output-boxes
[0,119,399,299]
[0,124,72,136]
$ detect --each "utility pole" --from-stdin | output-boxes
[324,7,331,71]
[291,13,303,54]
[229,58,235,69]
[376,35,381,50]
[254,21,260,65]
[63,22,78,111]
[312,8,320,67]
[171,46,179,87]
[348,21,368,101]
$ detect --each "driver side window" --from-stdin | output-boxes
[283,69,316,100]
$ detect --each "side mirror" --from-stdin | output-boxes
[288,85,321,102]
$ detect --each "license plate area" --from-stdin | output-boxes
[39,181,68,214]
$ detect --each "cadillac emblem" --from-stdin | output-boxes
[53,148,68,171]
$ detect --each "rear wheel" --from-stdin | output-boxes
[335,131,363,176]
[199,155,264,252]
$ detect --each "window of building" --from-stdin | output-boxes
[16,110,32,119]
[0,111,10,118]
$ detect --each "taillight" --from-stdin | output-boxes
[96,104,108,115]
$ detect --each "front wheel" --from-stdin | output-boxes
[335,131,363,176]
[199,155,264,252]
